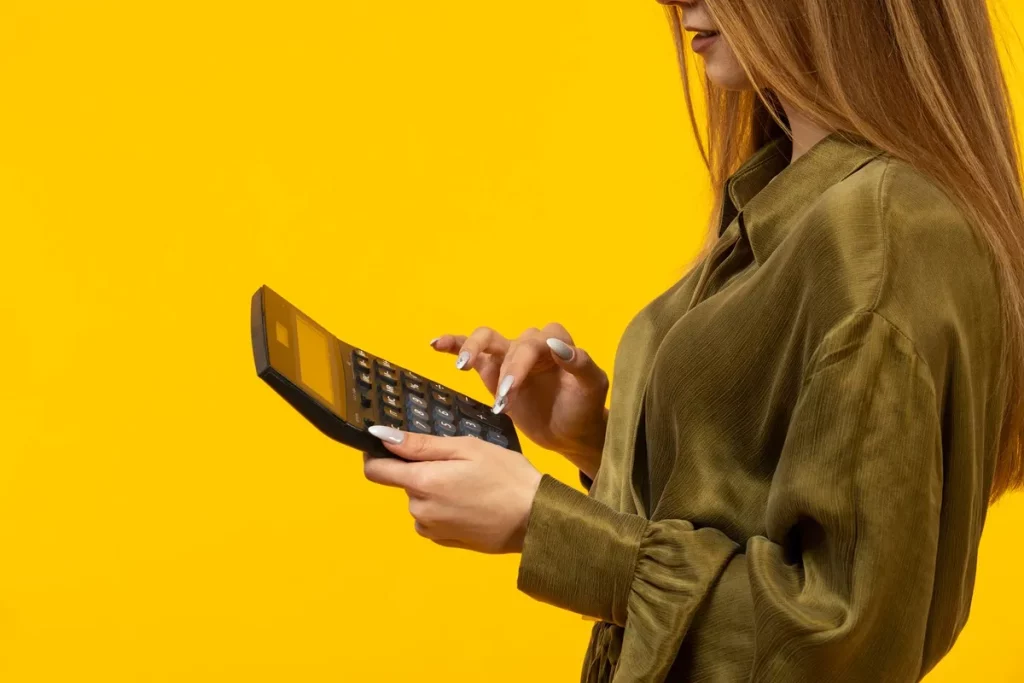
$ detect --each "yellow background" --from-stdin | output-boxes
[2,1,1023,680]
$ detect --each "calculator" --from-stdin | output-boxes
[250,285,522,458]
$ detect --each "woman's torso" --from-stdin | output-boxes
[583,134,1005,681]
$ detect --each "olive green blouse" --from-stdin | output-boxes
[516,133,1006,682]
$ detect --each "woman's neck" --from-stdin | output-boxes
[781,101,831,163]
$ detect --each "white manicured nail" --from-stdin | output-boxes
[546,338,574,361]
[497,375,515,399]
[369,425,406,445]
[492,395,508,415]
[456,351,470,369]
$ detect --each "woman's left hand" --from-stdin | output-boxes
[362,426,543,554]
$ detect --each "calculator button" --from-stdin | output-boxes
[410,419,431,434]
[376,359,394,370]
[485,430,509,448]
[403,370,423,382]
[456,393,488,411]
[407,394,428,410]
[432,406,455,422]
[457,403,500,428]
[404,379,426,395]
[354,349,369,359]
[360,392,373,408]
[355,356,372,371]
[377,367,398,384]
[379,383,399,397]
[363,417,375,428]
[458,418,482,436]
[357,372,373,389]
[382,406,403,422]
[382,394,400,409]
[434,420,457,437]
[431,391,452,407]
[409,406,430,422]
[430,382,447,393]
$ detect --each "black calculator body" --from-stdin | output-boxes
[250,285,522,458]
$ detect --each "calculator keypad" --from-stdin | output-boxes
[351,350,515,450]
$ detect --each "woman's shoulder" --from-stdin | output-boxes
[801,153,1002,372]
[799,151,998,297]
[810,153,978,251]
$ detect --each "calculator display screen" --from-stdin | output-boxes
[262,287,346,418]
[295,315,335,406]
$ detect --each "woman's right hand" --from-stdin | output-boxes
[431,324,609,478]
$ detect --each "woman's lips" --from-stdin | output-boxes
[691,30,720,54]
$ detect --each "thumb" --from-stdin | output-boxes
[545,338,608,391]
[368,426,463,461]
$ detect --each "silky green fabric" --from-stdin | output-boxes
[517,133,1006,682]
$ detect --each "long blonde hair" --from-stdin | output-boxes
[665,0,1024,502]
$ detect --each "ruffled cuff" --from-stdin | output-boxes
[517,475,648,625]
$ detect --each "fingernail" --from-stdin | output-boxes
[368,425,406,445]
[546,338,574,361]
[456,351,470,370]
[492,395,508,415]
[497,375,515,399]
[429,337,441,347]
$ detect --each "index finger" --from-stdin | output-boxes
[363,455,422,490]
[455,327,511,371]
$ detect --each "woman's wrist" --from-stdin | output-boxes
[558,407,608,479]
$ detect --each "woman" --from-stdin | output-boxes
[363,0,1024,680]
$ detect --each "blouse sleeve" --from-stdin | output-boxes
[517,312,949,682]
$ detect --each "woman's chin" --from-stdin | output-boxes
[704,61,754,92]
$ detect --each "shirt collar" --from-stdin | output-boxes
[722,132,885,264]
